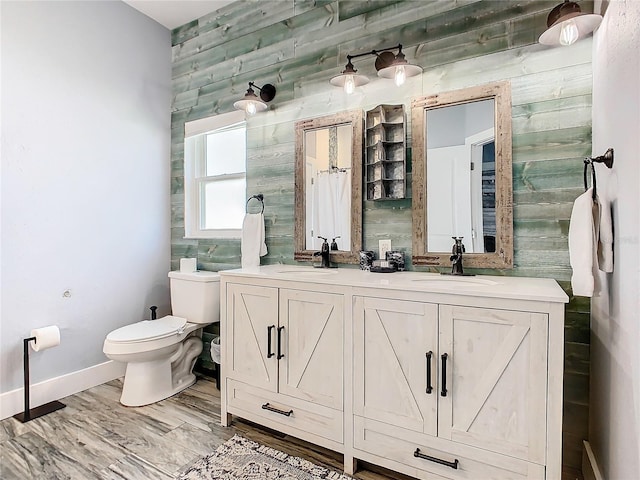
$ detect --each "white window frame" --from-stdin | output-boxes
[184,110,246,239]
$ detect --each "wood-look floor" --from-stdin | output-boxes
[0,374,413,480]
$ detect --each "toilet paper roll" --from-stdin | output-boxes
[180,258,197,273]
[30,325,61,352]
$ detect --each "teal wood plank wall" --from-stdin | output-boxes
[171,1,591,475]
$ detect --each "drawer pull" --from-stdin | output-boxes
[267,325,275,358]
[261,402,293,417]
[414,448,459,470]
[277,326,285,359]
[441,353,448,397]
[425,351,433,394]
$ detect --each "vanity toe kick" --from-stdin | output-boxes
[353,417,545,480]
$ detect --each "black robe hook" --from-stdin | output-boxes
[589,148,614,168]
[583,148,614,200]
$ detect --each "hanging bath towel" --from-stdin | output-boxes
[568,188,599,297]
[241,213,267,269]
[597,193,614,273]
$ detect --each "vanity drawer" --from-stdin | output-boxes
[227,379,343,445]
[354,417,545,480]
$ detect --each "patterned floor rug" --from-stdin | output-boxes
[179,435,353,480]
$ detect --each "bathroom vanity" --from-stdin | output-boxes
[220,265,568,480]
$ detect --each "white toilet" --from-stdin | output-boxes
[103,270,220,407]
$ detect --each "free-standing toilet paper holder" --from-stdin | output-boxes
[13,336,66,423]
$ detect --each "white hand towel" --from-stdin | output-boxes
[568,188,598,297]
[597,193,614,273]
[241,213,267,269]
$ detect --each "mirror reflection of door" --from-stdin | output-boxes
[426,99,496,253]
[304,125,352,251]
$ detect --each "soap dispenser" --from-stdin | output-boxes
[330,236,340,251]
[313,236,332,268]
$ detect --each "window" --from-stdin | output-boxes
[184,111,247,238]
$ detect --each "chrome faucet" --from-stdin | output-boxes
[450,236,465,275]
[313,236,332,268]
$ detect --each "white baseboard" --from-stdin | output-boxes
[0,361,125,420]
[583,440,605,480]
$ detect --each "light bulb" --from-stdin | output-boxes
[559,19,579,46]
[246,101,257,116]
[344,75,355,95]
[394,65,406,86]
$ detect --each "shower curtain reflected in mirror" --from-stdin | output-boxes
[310,169,351,251]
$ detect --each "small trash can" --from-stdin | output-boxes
[210,336,221,390]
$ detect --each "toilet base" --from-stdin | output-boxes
[119,334,203,407]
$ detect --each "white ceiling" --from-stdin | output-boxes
[123,0,236,30]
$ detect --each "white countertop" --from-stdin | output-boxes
[219,264,569,304]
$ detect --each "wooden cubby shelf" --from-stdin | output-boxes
[365,105,406,200]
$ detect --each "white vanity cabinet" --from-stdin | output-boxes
[220,266,567,480]
[353,297,549,479]
[224,283,278,392]
[353,297,439,436]
[222,280,344,450]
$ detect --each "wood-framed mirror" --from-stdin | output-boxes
[294,110,363,264]
[411,81,513,269]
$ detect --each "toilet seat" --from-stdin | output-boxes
[103,269,219,407]
[106,316,187,344]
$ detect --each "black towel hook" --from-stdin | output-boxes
[246,194,264,213]
[584,148,614,200]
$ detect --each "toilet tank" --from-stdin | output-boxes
[168,271,220,324]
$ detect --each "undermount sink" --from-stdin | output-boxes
[276,268,338,275]
[411,275,499,287]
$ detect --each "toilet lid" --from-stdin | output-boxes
[107,316,188,343]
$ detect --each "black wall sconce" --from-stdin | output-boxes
[330,44,422,94]
[539,1,602,46]
[233,82,277,115]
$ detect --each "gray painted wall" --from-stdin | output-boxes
[590,1,640,478]
[1,1,171,393]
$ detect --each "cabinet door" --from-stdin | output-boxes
[226,283,279,392]
[354,296,438,436]
[438,305,548,464]
[278,289,343,410]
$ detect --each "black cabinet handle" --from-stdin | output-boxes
[425,351,433,394]
[261,403,293,417]
[414,448,459,469]
[441,353,448,397]
[277,326,285,359]
[267,325,275,358]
